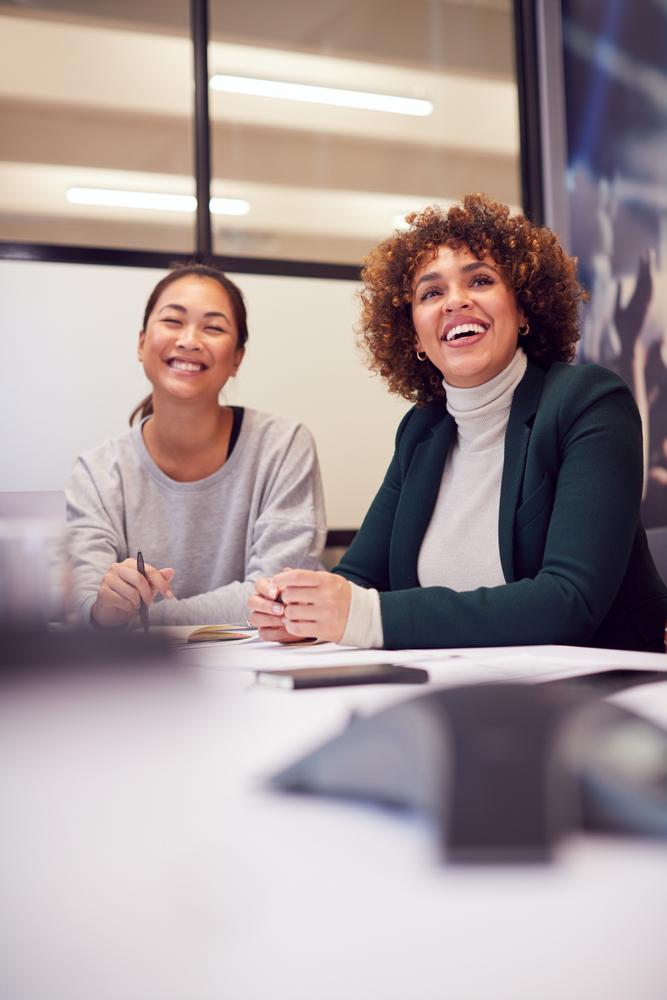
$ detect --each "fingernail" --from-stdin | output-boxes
[269,587,278,600]
[272,603,283,615]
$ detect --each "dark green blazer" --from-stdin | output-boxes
[335,360,667,652]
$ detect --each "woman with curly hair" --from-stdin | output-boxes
[248,194,667,652]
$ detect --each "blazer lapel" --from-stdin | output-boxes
[390,414,456,588]
[498,362,546,581]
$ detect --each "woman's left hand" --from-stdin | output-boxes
[274,569,352,642]
[248,569,351,643]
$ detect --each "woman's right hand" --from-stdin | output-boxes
[247,573,308,643]
[91,558,175,627]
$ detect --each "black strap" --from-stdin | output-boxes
[227,406,244,458]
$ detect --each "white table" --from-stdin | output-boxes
[1,642,666,1000]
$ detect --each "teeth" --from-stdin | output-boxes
[445,323,486,343]
[169,359,205,372]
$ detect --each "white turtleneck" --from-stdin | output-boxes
[341,347,528,649]
[417,346,527,590]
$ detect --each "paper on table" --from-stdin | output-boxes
[176,639,667,685]
[177,638,355,668]
[409,645,667,685]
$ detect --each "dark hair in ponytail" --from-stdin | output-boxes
[129,264,249,426]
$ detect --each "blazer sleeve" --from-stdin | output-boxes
[377,371,645,649]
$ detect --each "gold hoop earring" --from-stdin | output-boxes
[519,323,530,337]
[416,350,427,361]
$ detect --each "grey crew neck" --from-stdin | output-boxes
[130,407,249,493]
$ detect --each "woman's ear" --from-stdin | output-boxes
[414,335,429,362]
[232,347,245,376]
[137,329,145,362]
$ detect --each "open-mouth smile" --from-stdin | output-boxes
[166,358,208,372]
[441,322,488,344]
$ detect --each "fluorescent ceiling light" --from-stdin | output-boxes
[210,196,250,216]
[66,188,250,215]
[210,74,433,117]
[67,188,195,212]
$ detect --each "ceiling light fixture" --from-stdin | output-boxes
[66,188,250,216]
[210,74,433,117]
[209,197,250,216]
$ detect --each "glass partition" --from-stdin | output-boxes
[0,1,195,252]
[209,0,520,263]
[0,0,520,264]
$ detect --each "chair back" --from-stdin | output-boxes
[647,526,667,653]
[322,529,356,571]
[647,526,667,585]
[0,491,65,521]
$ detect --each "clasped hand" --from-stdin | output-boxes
[247,569,351,643]
[92,557,175,627]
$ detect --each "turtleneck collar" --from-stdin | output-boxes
[442,347,528,452]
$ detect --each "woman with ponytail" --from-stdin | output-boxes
[67,264,326,628]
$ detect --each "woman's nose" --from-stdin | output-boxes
[175,325,202,349]
[443,287,472,312]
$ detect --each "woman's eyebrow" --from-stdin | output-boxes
[414,270,440,289]
[158,303,186,314]
[157,303,229,321]
[461,261,498,274]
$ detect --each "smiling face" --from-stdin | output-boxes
[411,244,525,388]
[138,275,244,405]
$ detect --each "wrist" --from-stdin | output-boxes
[90,602,130,630]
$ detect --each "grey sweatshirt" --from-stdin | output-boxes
[66,408,327,626]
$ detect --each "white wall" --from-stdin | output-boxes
[0,259,409,527]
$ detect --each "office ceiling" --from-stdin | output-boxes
[4,0,513,72]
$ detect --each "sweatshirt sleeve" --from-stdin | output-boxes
[66,455,126,624]
[147,423,327,625]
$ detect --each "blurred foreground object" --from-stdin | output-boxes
[0,491,69,629]
[273,681,667,862]
[0,627,232,1000]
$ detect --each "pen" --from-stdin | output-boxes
[136,550,150,634]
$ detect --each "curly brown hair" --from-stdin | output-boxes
[358,193,584,404]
